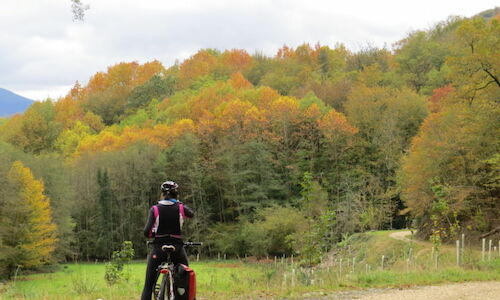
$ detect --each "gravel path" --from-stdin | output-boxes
[344,281,500,300]
[312,281,500,300]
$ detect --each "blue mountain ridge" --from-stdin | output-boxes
[0,88,34,117]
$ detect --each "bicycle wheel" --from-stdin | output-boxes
[153,271,161,299]
[158,270,174,300]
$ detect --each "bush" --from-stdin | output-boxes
[104,241,134,285]
[209,206,308,257]
[250,206,308,256]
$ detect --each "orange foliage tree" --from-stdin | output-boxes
[82,61,165,124]
[178,50,219,88]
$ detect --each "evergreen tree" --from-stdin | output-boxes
[97,168,113,257]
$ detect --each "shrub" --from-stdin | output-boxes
[104,241,134,285]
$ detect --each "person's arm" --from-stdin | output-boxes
[143,207,155,238]
[180,203,195,218]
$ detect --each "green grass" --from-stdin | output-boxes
[2,231,499,299]
[354,267,500,287]
[2,259,498,300]
[0,260,284,300]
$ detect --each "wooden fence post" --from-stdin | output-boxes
[456,240,460,266]
[488,240,492,261]
[435,252,439,269]
[381,255,385,270]
[482,238,486,261]
[461,233,465,262]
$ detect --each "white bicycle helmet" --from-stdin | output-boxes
[161,180,179,193]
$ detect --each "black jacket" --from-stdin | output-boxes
[143,199,194,240]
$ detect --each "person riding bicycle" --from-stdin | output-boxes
[141,180,194,300]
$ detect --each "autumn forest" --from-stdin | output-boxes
[0,12,498,279]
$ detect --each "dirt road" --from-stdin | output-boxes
[388,230,414,242]
[300,281,500,300]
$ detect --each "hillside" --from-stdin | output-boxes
[0,88,34,117]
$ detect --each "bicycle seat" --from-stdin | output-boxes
[161,245,176,252]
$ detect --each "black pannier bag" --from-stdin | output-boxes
[174,263,196,300]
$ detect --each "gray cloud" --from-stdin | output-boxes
[0,0,497,100]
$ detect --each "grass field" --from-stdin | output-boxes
[1,230,499,300]
[1,260,287,300]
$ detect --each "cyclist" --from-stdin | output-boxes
[141,180,194,300]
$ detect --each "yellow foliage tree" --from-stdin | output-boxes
[7,161,58,268]
[317,109,358,139]
[75,119,195,154]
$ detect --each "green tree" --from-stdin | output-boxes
[395,31,450,93]
[294,172,331,265]
[126,74,177,110]
[0,101,62,153]
[447,17,500,103]
[97,168,113,257]
[346,85,428,190]
[345,85,428,229]
[346,44,391,72]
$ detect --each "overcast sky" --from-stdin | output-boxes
[0,0,498,101]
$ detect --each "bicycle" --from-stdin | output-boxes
[149,241,202,300]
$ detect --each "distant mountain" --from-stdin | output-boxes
[0,88,34,117]
[476,7,499,20]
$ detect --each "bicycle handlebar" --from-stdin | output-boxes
[147,240,203,247]
[184,241,203,247]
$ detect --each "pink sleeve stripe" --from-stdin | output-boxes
[149,206,159,238]
[179,204,185,218]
